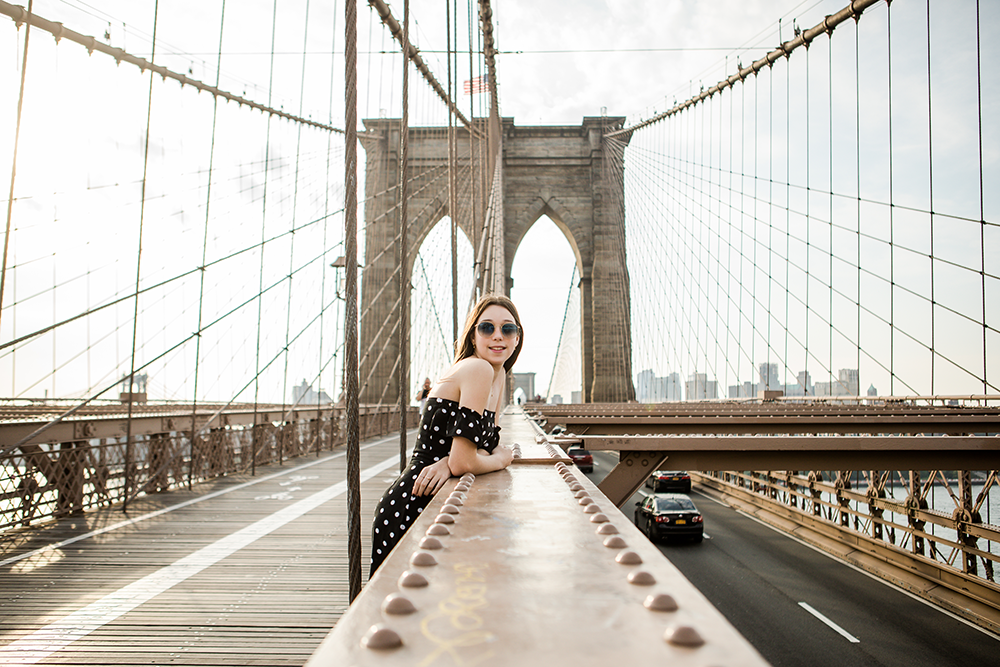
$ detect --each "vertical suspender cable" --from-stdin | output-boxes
[124,0,160,511]
[924,0,935,395]
[397,0,410,472]
[855,23,861,387]
[344,0,363,602]
[323,1,340,454]
[976,0,987,392]
[0,0,32,336]
[447,0,458,345]
[829,35,834,395]
[251,0,281,478]
[467,0,477,295]
[189,0,227,485]
[280,0,314,464]
[802,46,811,393]
[886,4,895,395]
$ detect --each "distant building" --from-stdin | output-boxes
[636,369,682,402]
[796,370,813,395]
[293,379,333,405]
[686,372,718,400]
[728,381,754,398]
[814,369,861,397]
[839,368,860,396]
[867,383,878,396]
[758,362,780,393]
[571,390,582,403]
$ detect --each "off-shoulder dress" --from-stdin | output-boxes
[369,396,500,575]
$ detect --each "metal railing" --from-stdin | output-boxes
[1,403,417,534]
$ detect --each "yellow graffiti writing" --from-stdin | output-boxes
[419,563,495,667]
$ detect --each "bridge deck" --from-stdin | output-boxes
[1,409,765,666]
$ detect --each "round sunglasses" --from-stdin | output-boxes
[476,321,519,338]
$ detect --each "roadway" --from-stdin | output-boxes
[583,451,1000,667]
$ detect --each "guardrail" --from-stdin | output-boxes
[1,402,417,533]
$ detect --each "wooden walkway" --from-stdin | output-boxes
[1,430,411,666]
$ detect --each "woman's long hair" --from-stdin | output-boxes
[454,294,524,373]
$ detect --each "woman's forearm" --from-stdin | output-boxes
[447,442,511,476]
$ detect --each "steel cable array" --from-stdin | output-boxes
[609,0,998,401]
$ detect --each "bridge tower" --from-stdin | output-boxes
[358,117,635,404]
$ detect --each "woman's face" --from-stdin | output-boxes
[473,304,520,369]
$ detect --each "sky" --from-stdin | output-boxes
[4,0,992,403]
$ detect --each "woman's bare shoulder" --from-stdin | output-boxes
[453,357,494,378]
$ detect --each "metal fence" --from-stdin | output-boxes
[1,403,416,534]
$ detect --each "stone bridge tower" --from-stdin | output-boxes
[358,116,634,404]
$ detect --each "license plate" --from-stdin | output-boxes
[676,519,686,524]
[671,477,679,480]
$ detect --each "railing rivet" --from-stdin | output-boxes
[627,570,656,585]
[362,624,403,649]
[583,504,600,514]
[409,551,438,566]
[419,536,443,550]
[644,593,679,612]
[590,513,609,523]
[663,624,704,647]
[398,571,428,588]
[596,523,619,535]
[433,513,455,524]
[603,536,627,548]
[615,550,642,565]
[381,593,417,615]
[579,496,594,506]
[426,524,451,536]
[441,503,460,514]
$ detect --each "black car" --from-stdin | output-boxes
[645,470,692,493]
[566,446,593,473]
[634,493,704,542]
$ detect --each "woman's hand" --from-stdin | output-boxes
[492,444,514,469]
[413,457,452,497]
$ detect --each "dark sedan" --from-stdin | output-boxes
[566,446,593,473]
[634,493,704,542]
[645,470,692,493]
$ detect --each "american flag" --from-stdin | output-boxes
[463,73,489,95]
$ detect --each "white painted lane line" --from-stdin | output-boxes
[0,455,400,665]
[737,509,1000,641]
[0,434,401,568]
[799,602,860,643]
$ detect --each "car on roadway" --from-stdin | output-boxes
[634,493,704,543]
[645,470,692,493]
[566,446,593,473]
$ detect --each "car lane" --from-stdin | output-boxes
[583,451,1000,666]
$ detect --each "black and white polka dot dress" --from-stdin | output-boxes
[369,397,500,575]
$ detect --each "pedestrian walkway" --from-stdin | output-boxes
[0,430,411,666]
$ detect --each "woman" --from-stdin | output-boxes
[369,294,522,575]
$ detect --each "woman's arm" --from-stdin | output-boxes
[446,359,513,476]
[448,441,513,476]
